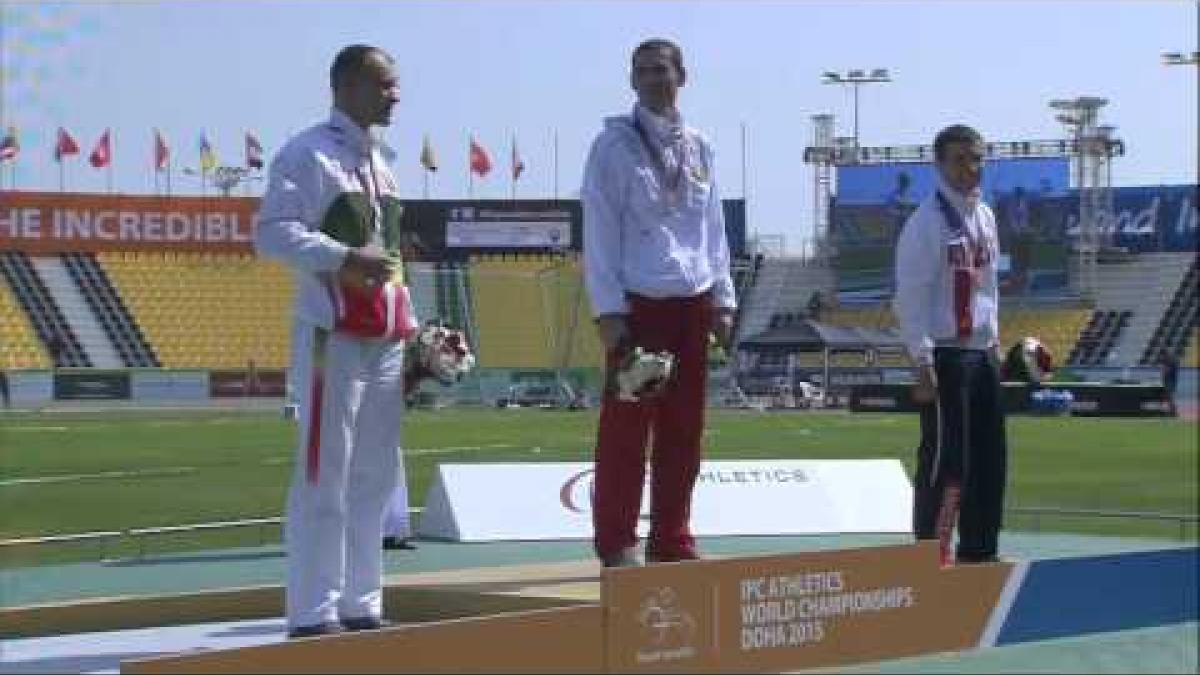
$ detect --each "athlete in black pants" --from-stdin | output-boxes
[913,348,1007,563]
[895,125,1009,566]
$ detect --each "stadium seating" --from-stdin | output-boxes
[1090,253,1193,366]
[467,254,555,368]
[97,251,293,369]
[1183,328,1200,369]
[1067,310,1130,366]
[1140,258,1197,366]
[814,301,1089,368]
[547,255,605,369]
[465,253,604,370]
[822,306,897,330]
[999,305,1091,366]
[0,281,51,369]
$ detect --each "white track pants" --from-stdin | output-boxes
[285,326,405,629]
[382,451,412,538]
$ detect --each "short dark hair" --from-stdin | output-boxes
[330,44,390,91]
[632,38,684,75]
[933,125,984,161]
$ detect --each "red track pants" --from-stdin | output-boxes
[593,291,713,560]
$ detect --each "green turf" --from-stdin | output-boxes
[1,408,1196,566]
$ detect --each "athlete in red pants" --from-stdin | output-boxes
[581,38,737,567]
[593,293,714,564]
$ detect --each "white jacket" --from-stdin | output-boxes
[893,178,1000,365]
[255,109,403,329]
[581,106,737,317]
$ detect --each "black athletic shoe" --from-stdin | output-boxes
[382,536,418,551]
[955,553,1001,564]
[287,621,344,639]
[342,616,392,632]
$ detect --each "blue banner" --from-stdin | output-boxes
[832,165,1196,301]
[992,184,1198,253]
[835,158,1070,207]
[1097,185,1197,253]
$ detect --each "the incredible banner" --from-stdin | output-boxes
[0,191,258,253]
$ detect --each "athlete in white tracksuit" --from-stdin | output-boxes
[255,45,409,636]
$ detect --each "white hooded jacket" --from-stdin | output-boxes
[255,108,404,329]
[581,106,737,317]
[893,177,1000,365]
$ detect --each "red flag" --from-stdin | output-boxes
[54,127,80,162]
[0,127,17,162]
[511,137,525,180]
[245,131,264,170]
[469,137,492,177]
[89,129,112,168]
[154,129,170,171]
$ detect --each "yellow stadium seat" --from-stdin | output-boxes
[0,282,51,368]
[99,251,294,369]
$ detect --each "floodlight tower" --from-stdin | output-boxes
[806,113,836,262]
[183,165,262,197]
[821,68,892,160]
[1162,51,1199,66]
[1049,96,1115,300]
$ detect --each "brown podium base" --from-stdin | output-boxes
[4,543,1018,673]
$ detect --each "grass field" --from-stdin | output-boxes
[1,407,1196,565]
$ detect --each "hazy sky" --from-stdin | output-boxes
[2,0,1196,252]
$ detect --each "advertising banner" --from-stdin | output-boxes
[850,382,1171,416]
[52,370,131,400]
[130,369,208,401]
[418,460,912,541]
[0,191,258,254]
[832,159,1073,301]
[208,369,286,398]
[603,542,1013,673]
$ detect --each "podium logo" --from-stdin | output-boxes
[559,469,651,519]
[636,586,697,664]
[559,468,594,514]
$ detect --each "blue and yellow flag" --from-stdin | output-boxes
[199,133,218,172]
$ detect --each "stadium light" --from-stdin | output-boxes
[1162,51,1199,66]
[181,165,262,196]
[820,68,892,159]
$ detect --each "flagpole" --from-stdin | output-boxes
[106,130,114,194]
[167,159,173,196]
[153,131,159,195]
[58,159,64,193]
[423,170,429,200]
[740,121,747,201]
[467,132,473,199]
[510,132,516,202]
[552,129,559,200]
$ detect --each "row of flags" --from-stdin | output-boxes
[419,134,525,180]
[0,127,528,180]
[0,127,264,172]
